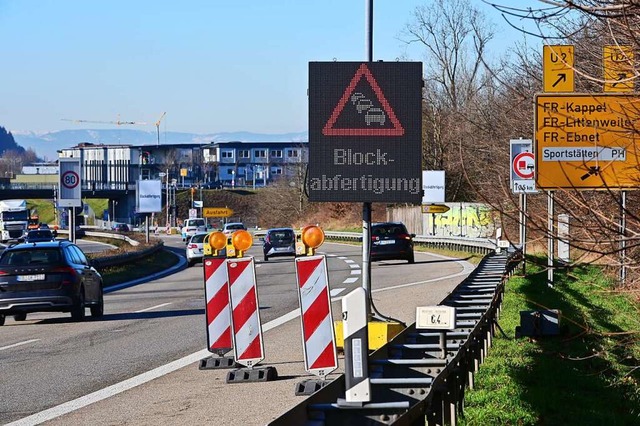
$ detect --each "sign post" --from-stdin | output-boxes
[58,158,81,242]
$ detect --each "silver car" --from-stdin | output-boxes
[186,232,209,267]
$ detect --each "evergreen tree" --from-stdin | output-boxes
[0,126,24,155]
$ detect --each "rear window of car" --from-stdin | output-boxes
[268,230,294,240]
[0,248,62,266]
[27,230,53,239]
[190,233,208,243]
[372,223,408,237]
[225,223,245,231]
[187,219,205,227]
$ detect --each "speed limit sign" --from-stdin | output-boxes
[58,158,81,207]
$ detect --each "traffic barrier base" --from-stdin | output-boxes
[334,320,404,351]
[226,366,278,383]
[294,378,331,396]
[198,355,236,370]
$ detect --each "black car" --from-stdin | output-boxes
[23,229,56,243]
[262,228,296,261]
[0,240,104,325]
[370,222,415,264]
[114,223,130,232]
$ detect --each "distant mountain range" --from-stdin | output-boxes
[12,129,309,161]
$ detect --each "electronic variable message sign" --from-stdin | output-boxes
[308,62,423,203]
[535,93,640,189]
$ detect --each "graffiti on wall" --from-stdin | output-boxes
[429,204,495,238]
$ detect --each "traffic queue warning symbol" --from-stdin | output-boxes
[61,170,80,189]
[322,63,404,137]
[513,152,535,179]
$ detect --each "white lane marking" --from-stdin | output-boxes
[134,303,172,313]
[350,269,361,275]
[338,256,348,260]
[330,288,345,297]
[0,339,40,352]
[11,255,473,426]
[348,264,359,269]
[342,277,359,284]
[344,259,355,263]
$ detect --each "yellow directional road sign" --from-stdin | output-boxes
[604,45,634,93]
[203,207,234,218]
[543,45,575,93]
[535,93,640,190]
[422,204,450,214]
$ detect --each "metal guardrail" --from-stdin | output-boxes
[270,249,522,425]
[322,231,497,254]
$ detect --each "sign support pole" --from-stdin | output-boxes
[547,191,554,287]
[620,191,627,284]
[519,193,527,275]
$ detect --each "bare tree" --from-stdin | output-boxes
[402,0,496,200]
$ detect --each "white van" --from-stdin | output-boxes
[181,218,207,242]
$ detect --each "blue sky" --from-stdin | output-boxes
[0,0,540,136]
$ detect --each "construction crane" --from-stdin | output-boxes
[155,112,167,147]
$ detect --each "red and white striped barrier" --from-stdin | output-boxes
[227,257,265,367]
[203,257,232,354]
[295,255,338,378]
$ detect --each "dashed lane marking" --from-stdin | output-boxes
[0,339,40,351]
[330,288,346,297]
[134,303,172,313]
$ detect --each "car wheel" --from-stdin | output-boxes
[0,315,5,326]
[407,252,415,264]
[187,259,195,267]
[71,288,86,321]
[263,254,269,262]
[14,313,27,321]
[90,292,104,318]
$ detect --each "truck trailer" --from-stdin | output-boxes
[0,199,29,243]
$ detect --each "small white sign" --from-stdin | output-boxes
[422,170,445,203]
[512,179,537,194]
[193,200,203,208]
[136,180,162,213]
[416,306,456,330]
[189,208,197,219]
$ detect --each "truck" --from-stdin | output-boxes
[0,199,29,243]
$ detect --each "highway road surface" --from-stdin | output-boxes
[0,235,474,425]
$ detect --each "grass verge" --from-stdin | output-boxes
[460,255,640,425]
[100,249,180,287]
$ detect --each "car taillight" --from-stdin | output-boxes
[188,244,197,249]
[0,269,9,276]
[398,233,412,240]
[372,236,379,241]
[51,266,78,284]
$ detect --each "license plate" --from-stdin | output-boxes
[378,240,395,245]
[275,247,289,252]
[17,274,45,282]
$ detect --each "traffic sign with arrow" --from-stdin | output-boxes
[543,45,574,93]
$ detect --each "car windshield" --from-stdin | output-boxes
[188,219,205,227]
[0,248,62,266]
